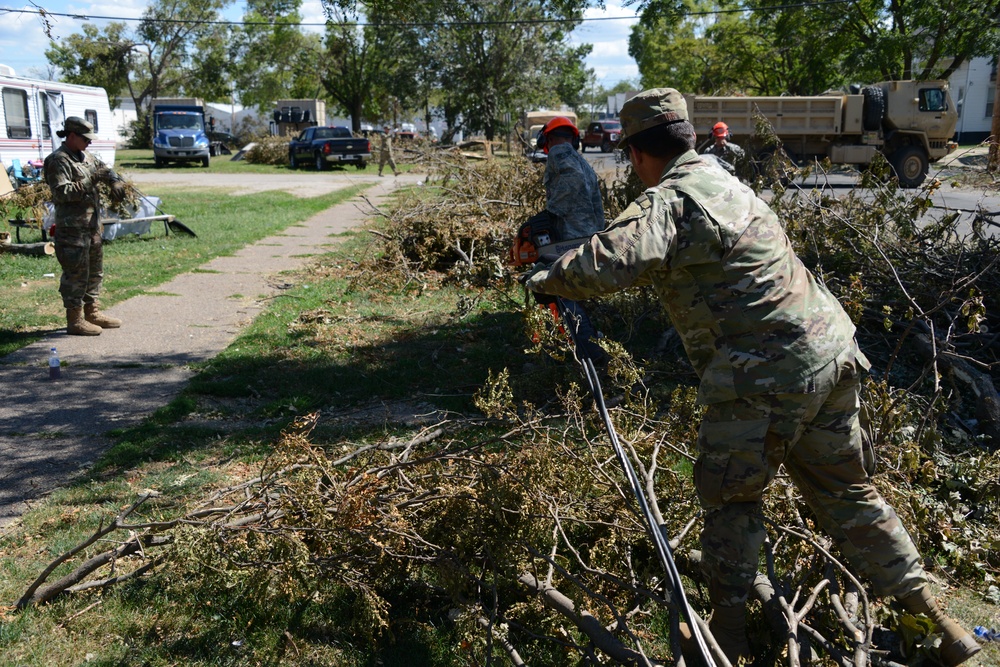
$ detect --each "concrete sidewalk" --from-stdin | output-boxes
[0,176,414,528]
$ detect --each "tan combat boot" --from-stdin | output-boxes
[67,308,101,336]
[84,302,121,329]
[898,587,981,666]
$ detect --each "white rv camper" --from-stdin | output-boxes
[0,71,116,167]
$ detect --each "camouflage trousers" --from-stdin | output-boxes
[694,346,927,608]
[378,147,396,175]
[55,226,104,309]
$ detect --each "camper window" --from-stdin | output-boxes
[40,92,51,139]
[85,109,98,132]
[2,87,31,139]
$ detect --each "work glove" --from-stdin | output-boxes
[110,181,127,203]
[519,262,557,305]
[519,260,549,284]
[94,165,120,184]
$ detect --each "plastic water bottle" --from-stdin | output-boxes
[48,347,60,380]
[974,626,1000,642]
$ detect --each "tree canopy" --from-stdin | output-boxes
[229,0,325,109]
[46,0,597,138]
[45,0,231,112]
[630,0,1000,95]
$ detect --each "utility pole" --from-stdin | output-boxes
[989,57,1000,172]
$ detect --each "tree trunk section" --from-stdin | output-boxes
[0,242,55,256]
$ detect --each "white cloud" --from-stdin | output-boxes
[300,0,326,34]
[0,6,57,77]
[570,1,640,87]
[1,0,149,78]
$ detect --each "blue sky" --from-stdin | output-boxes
[0,1,640,90]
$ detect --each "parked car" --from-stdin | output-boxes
[288,126,371,170]
[581,120,622,153]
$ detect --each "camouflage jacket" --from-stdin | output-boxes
[544,142,605,241]
[527,150,864,404]
[701,142,745,176]
[43,144,105,230]
[379,134,394,156]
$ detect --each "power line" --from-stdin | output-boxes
[0,0,855,29]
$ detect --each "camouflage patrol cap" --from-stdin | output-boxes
[618,88,688,149]
[56,116,97,141]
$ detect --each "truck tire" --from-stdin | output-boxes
[154,156,164,168]
[201,156,210,168]
[601,139,612,153]
[890,145,928,188]
[289,152,298,169]
[862,86,885,131]
[355,161,366,170]
[315,153,327,171]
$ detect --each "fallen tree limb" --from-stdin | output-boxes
[518,572,663,667]
[16,494,153,609]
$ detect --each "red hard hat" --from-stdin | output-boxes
[542,116,579,138]
[712,122,729,137]
[539,116,579,154]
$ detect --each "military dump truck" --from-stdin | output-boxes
[686,81,958,187]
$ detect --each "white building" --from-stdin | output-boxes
[949,57,996,144]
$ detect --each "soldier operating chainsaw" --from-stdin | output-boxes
[523,88,980,666]
[511,116,607,358]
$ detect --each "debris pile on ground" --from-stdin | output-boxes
[243,135,292,165]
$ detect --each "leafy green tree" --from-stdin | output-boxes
[229,0,325,109]
[46,23,134,110]
[632,0,1000,92]
[629,12,724,93]
[832,0,1000,80]
[629,0,851,95]
[427,0,590,141]
[320,3,416,133]
[45,0,232,113]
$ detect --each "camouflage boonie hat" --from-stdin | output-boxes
[56,116,97,141]
[618,88,688,149]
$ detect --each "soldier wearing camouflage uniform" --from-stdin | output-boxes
[378,126,399,177]
[525,89,980,666]
[45,117,126,336]
[701,121,745,177]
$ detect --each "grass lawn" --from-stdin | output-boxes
[0,184,370,357]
